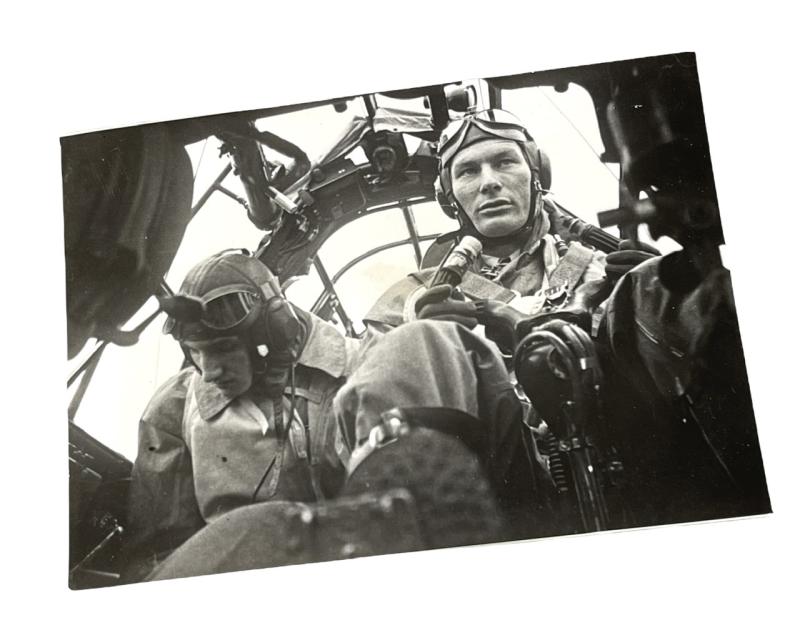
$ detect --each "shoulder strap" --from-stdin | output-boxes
[411,268,518,303]
[251,396,290,500]
[548,243,595,293]
[414,242,593,304]
[460,271,518,303]
[250,396,320,501]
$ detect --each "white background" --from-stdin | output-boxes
[3,1,799,641]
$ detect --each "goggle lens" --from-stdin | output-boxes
[162,290,261,338]
[202,291,260,330]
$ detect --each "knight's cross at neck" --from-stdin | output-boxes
[479,255,513,281]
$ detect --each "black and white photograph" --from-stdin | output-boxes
[6,3,799,639]
[65,51,772,586]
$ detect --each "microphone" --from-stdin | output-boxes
[430,236,483,288]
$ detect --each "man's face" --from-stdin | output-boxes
[184,336,253,398]
[450,139,532,238]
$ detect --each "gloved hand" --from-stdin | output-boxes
[604,239,660,285]
[415,284,478,328]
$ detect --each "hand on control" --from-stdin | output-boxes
[415,284,478,328]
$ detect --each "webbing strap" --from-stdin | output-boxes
[412,269,517,303]
[263,398,287,498]
[412,241,593,305]
[460,271,518,303]
[287,397,309,460]
[252,397,288,500]
[548,243,594,292]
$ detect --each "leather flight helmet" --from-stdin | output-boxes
[161,250,285,346]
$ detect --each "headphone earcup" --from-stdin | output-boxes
[434,176,458,219]
[524,141,551,191]
[538,149,552,191]
[262,297,301,350]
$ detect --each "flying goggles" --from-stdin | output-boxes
[438,109,534,169]
[161,286,265,340]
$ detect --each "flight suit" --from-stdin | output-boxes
[124,314,359,580]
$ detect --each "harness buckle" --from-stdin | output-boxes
[368,408,412,448]
[543,283,570,307]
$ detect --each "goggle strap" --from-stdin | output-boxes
[200,284,261,303]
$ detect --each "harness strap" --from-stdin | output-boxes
[411,269,517,303]
[548,243,595,292]
[285,394,328,501]
[287,397,309,461]
[410,241,594,311]
[251,396,289,500]
[461,271,518,302]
